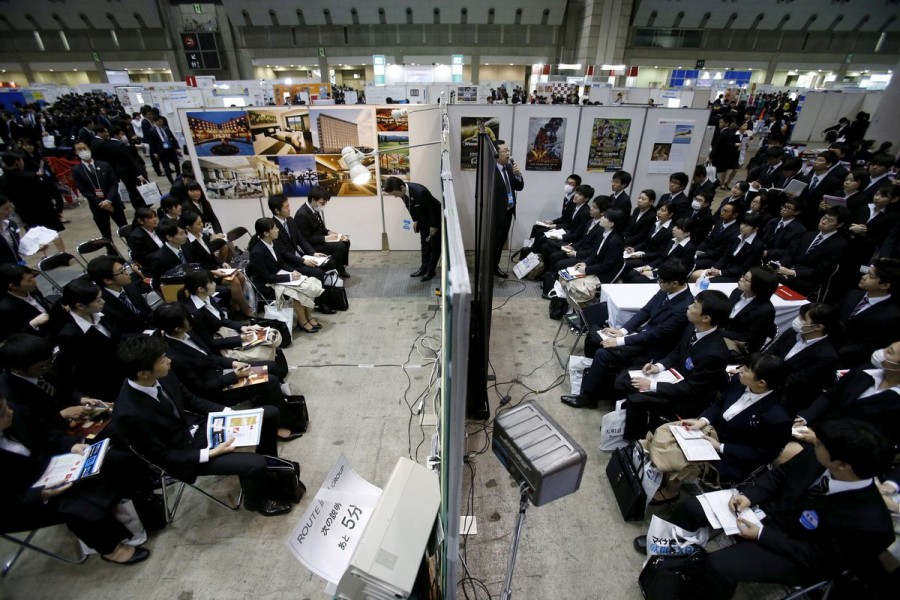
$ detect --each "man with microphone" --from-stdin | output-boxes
[492,140,525,278]
[383,177,442,282]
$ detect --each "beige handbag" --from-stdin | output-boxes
[219,326,281,362]
[642,421,720,483]
[563,274,601,303]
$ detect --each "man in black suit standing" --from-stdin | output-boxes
[776,206,849,295]
[145,114,180,184]
[87,256,153,335]
[636,419,894,600]
[89,125,148,209]
[71,141,128,241]
[113,336,293,517]
[294,186,351,277]
[383,177,442,282]
[617,289,731,440]
[561,260,694,408]
[491,140,525,278]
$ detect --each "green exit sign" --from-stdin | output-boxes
[193,3,203,14]
[92,51,101,62]
[318,47,326,57]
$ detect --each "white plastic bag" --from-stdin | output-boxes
[263,303,294,340]
[567,355,593,395]
[645,514,709,557]
[513,252,541,279]
[137,180,162,205]
[599,399,628,451]
[633,443,663,507]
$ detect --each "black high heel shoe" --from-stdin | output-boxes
[299,321,319,333]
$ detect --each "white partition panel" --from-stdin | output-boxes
[631,108,711,198]
[572,106,649,210]
[446,104,517,248]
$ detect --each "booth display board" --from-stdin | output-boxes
[647,120,697,174]
[459,116,501,171]
[178,105,443,251]
[790,90,883,143]
[273,83,333,106]
[524,117,567,171]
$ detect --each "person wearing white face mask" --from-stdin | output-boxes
[71,141,128,240]
[781,340,900,465]
[529,174,582,253]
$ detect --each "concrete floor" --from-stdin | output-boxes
[1,160,794,600]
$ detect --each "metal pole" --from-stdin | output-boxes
[501,489,531,600]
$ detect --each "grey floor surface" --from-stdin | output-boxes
[1,164,792,600]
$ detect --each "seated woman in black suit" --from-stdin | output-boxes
[570,207,628,282]
[650,353,793,502]
[248,218,324,333]
[179,210,253,318]
[622,217,696,282]
[622,202,675,271]
[126,207,164,268]
[720,266,778,357]
[623,189,657,248]
[178,269,289,383]
[544,195,612,274]
[0,395,150,564]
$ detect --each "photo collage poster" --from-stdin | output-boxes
[648,120,696,174]
[586,118,631,172]
[376,108,410,184]
[525,117,566,171]
[183,106,384,200]
[459,116,501,171]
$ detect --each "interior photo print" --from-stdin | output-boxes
[197,156,281,198]
[314,154,377,197]
[186,110,254,156]
[248,108,315,155]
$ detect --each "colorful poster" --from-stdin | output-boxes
[271,155,318,197]
[375,108,408,132]
[185,111,253,156]
[525,117,566,171]
[197,156,279,198]
[587,118,631,172]
[248,108,314,155]
[309,107,376,154]
[460,116,500,171]
[648,120,696,174]
[315,154,377,197]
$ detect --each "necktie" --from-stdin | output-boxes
[156,385,181,419]
[809,176,820,192]
[36,377,56,397]
[807,475,829,496]
[806,234,823,254]
[776,221,785,232]
[119,292,140,316]
[689,330,698,346]
[850,296,869,317]
[177,249,186,264]
[500,167,511,194]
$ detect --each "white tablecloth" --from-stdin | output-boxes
[600,282,808,338]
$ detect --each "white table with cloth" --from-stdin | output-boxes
[599,282,808,338]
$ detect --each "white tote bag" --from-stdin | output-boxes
[645,514,709,557]
[567,355,593,395]
[263,303,295,341]
[137,180,162,206]
[599,400,628,451]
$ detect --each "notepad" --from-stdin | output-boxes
[628,368,684,384]
[783,179,807,196]
[544,229,566,240]
[696,489,764,535]
[669,425,721,462]
[302,255,329,266]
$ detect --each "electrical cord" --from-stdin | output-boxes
[491,279,527,311]
[458,459,494,600]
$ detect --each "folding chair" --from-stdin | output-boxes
[811,264,840,303]
[36,252,78,295]
[76,237,122,268]
[2,524,88,577]
[129,447,243,524]
[552,285,594,368]
[116,224,135,246]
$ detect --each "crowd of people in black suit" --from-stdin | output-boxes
[526,140,900,595]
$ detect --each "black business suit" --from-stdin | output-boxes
[624,220,673,270]
[695,220,740,269]
[293,203,350,269]
[185,233,224,271]
[545,220,607,274]
[100,284,153,336]
[541,203,592,265]
[0,409,132,554]
[834,290,900,368]
[618,326,730,440]
[0,371,78,432]
[697,379,792,483]
[147,244,189,289]
[748,163,786,190]
[126,226,164,268]
[490,161,525,272]
[402,182,442,275]
[714,195,748,220]
[145,124,180,182]
[247,241,292,301]
[71,160,127,240]
[530,193,575,250]
[660,191,691,221]
[688,179,716,203]
[669,447,893,599]
[582,231,625,281]
[0,219,22,266]
[89,136,147,208]
[621,238,696,283]
[689,206,715,245]
[0,292,52,339]
[581,288,695,401]
[624,208,655,247]
[55,315,124,402]
[112,374,277,509]
[720,288,776,354]
[271,216,331,281]
[712,233,765,281]
[780,231,848,295]
[183,196,223,235]
[767,332,839,414]
[610,190,631,215]
[761,218,806,264]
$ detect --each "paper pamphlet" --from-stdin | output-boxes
[597,330,634,342]
[623,251,644,259]
[288,454,383,584]
[669,425,721,462]
[32,438,111,488]
[224,365,268,390]
[821,195,847,208]
[242,327,272,348]
[696,489,763,535]
[534,221,552,228]
[559,266,585,281]
[207,408,264,449]
[628,368,684,384]
[302,255,329,266]
[18,226,60,256]
[783,179,807,196]
[544,229,566,240]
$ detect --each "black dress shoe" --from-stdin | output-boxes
[633,535,647,555]
[541,292,552,300]
[101,547,151,565]
[560,395,598,409]
[250,499,293,517]
[420,273,435,282]
[337,270,351,278]
[410,268,426,277]
[277,432,304,442]
[317,304,337,315]
[494,268,508,279]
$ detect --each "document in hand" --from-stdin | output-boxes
[628,368,684,384]
[544,229,566,240]
[302,255,329,266]
[225,365,269,389]
[32,438,111,488]
[559,266,585,281]
[782,179,807,196]
[696,489,763,535]
[207,408,265,449]
[669,425,720,461]
[821,195,847,208]
[18,226,61,256]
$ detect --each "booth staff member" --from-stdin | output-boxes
[383,177,442,282]
[492,140,524,278]
[71,142,128,241]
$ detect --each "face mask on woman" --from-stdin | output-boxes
[870,348,900,371]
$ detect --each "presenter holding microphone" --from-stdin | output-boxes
[383,176,442,282]
[492,141,525,278]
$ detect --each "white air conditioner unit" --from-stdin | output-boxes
[335,457,440,600]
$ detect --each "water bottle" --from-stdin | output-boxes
[698,273,710,291]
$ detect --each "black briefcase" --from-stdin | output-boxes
[264,456,306,504]
[324,286,349,311]
[638,549,707,600]
[285,395,309,433]
[604,442,647,521]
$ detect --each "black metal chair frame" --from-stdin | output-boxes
[1,527,88,577]
[36,251,78,294]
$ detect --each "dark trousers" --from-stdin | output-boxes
[581,345,648,400]
[314,240,350,269]
[668,497,821,599]
[614,369,683,440]
[121,176,147,210]
[419,224,441,275]
[189,404,279,508]
[492,209,514,272]
[156,149,180,183]
[218,374,302,431]
[89,200,128,242]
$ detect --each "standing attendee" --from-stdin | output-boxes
[711,114,742,190]
[146,115,180,184]
[383,177,442,282]
[0,153,66,254]
[293,187,351,277]
[0,196,23,266]
[70,141,127,241]
[490,140,524,278]
[89,125,148,209]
